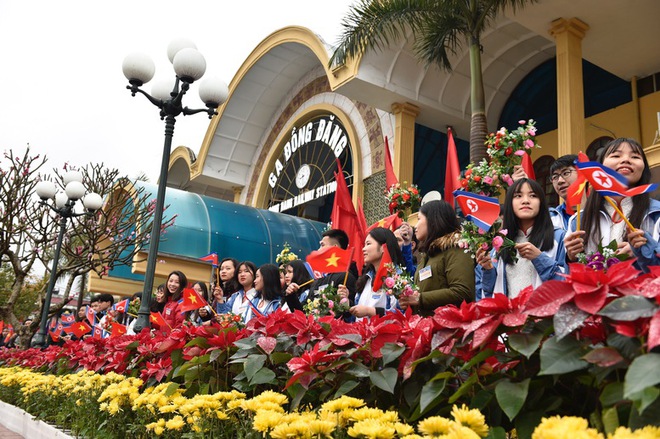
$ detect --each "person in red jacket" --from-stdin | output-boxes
[162,270,187,330]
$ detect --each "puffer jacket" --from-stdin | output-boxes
[413,232,476,315]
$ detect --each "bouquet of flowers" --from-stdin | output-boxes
[276,242,298,267]
[486,119,540,176]
[127,297,141,317]
[458,219,518,263]
[216,312,245,329]
[577,239,630,272]
[100,309,119,332]
[380,263,419,299]
[459,160,510,198]
[385,182,421,218]
[303,284,350,318]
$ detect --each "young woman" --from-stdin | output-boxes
[245,264,282,321]
[564,138,660,272]
[162,271,187,329]
[398,200,475,315]
[219,258,241,298]
[476,178,566,299]
[218,261,257,322]
[191,281,214,326]
[281,259,313,312]
[338,227,404,320]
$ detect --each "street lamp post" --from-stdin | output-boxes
[33,172,103,347]
[122,39,228,333]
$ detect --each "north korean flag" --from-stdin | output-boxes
[576,162,629,197]
[60,313,76,326]
[453,190,501,231]
[113,298,130,313]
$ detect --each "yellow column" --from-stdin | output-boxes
[232,186,243,203]
[550,18,589,157]
[390,102,420,185]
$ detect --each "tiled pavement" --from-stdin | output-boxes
[0,424,23,438]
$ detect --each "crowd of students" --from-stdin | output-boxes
[35,137,660,340]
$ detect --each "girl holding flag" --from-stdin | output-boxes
[338,227,404,320]
[475,179,566,300]
[564,138,660,271]
[245,264,282,321]
[281,259,314,312]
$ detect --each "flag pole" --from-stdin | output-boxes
[576,204,580,231]
[343,247,355,286]
[604,196,636,231]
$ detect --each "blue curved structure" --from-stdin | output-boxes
[109,182,326,282]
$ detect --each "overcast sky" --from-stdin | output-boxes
[0,0,356,182]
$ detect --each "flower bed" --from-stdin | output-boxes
[0,262,658,438]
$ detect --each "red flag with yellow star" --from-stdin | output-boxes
[111,323,127,338]
[64,321,92,338]
[150,311,169,329]
[565,152,589,215]
[180,288,207,312]
[366,213,403,233]
[306,245,352,274]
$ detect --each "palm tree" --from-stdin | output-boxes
[330,0,535,164]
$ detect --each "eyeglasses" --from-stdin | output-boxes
[549,169,576,183]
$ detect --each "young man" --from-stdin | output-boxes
[549,154,579,230]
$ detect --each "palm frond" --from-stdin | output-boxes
[330,0,438,67]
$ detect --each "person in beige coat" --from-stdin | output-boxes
[399,200,475,316]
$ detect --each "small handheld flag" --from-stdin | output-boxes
[113,298,130,313]
[366,214,403,233]
[306,246,352,274]
[453,190,501,231]
[180,288,207,312]
[64,321,92,338]
[199,252,219,267]
[372,244,392,292]
[150,311,170,329]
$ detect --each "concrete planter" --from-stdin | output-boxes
[0,400,74,439]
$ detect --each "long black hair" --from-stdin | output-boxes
[501,178,554,264]
[220,257,241,296]
[286,259,312,286]
[356,227,405,293]
[582,138,652,248]
[417,200,461,256]
[150,284,166,313]
[166,270,188,302]
[256,263,282,302]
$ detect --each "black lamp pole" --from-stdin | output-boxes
[128,79,218,334]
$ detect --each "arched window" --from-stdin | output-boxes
[533,155,559,206]
[586,136,614,161]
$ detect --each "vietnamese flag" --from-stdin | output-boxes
[521,151,536,180]
[444,127,461,207]
[372,244,392,292]
[565,152,589,215]
[357,197,368,238]
[453,190,501,231]
[111,323,127,338]
[331,159,365,269]
[384,136,398,189]
[180,288,207,312]
[65,321,92,338]
[150,311,169,329]
[367,213,403,233]
[306,245,352,274]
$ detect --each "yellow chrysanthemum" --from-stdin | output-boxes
[609,426,660,439]
[216,411,229,420]
[307,419,336,437]
[253,409,285,433]
[165,415,186,431]
[394,422,415,436]
[451,404,489,438]
[532,416,603,439]
[321,396,366,413]
[347,418,396,439]
[270,423,301,439]
[417,416,454,436]
[447,425,482,439]
[348,407,399,423]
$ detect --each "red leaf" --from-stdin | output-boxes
[524,281,575,317]
[582,347,624,367]
[606,259,640,286]
[471,316,503,349]
[648,312,660,350]
[256,336,277,355]
[574,286,608,314]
